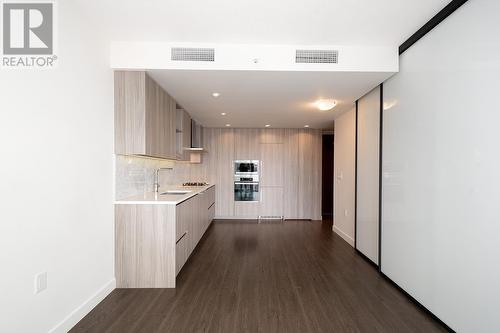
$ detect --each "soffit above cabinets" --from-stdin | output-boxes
[110,43,398,73]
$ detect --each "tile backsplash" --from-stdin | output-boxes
[115,155,210,200]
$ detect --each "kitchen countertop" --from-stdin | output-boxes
[115,184,215,205]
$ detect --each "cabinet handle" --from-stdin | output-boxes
[176,230,188,244]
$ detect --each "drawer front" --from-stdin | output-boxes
[208,203,215,224]
[176,230,189,275]
[207,186,216,207]
[175,201,191,242]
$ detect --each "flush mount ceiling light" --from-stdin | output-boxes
[212,92,220,98]
[225,124,231,127]
[265,124,271,127]
[315,99,337,111]
[221,112,227,116]
[304,125,310,128]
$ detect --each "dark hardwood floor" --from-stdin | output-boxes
[71,220,447,333]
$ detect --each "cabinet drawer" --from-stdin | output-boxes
[208,203,215,224]
[175,200,191,241]
[176,230,189,275]
[207,186,215,207]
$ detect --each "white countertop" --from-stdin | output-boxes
[115,184,215,205]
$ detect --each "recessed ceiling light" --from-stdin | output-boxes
[315,99,337,111]
[212,92,220,98]
[221,112,227,116]
[304,125,310,128]
[225,124,231,127]
[265,124,271,127]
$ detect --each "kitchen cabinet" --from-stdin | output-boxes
[182,111,192,155]
[260,187,284,217]
[234,201,260,218]
[114,71,176,159]
[297,129,322,220]
[234,130,261,218]
[259,128,284,144]
[260,143,284,187]
[175,108,192,161]
[259,142,284,218]
[215,128,235,217]
[175,186,216,275]
[115,185,216,287]
[283,129,300,219]
[234,128,260,160]
[189,128,322,220]
[115,204,177,288]
[175,200,190,276]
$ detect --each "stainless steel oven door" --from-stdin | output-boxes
[234,182,260,202]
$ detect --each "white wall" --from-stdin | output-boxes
[356,86,380,264]
[0,2,114,332]
[333,108,356,246]
[382,0,500,331]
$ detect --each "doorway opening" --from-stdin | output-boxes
[322,134,334,220]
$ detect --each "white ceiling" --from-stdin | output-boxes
[149,70,391,129]
[79,0,449,46]
[77,0,451,128]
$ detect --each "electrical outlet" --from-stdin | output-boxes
[35,272,47,294]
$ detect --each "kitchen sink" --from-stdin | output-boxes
[160,190,191,195]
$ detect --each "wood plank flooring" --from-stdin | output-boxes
[71,220,447,333]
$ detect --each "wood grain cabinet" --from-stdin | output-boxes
[259,142,285,218]
[175,186,216,276]
[175,108,192,161]
[297,129,322,219]
[215,129,235,217]
[116,186,216,288]
[260,187,284,217]
[186,128,322,220]
[114,71,176,159]
[260,143,284,187]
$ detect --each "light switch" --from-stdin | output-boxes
[35,272,47,294]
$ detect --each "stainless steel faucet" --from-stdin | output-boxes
[154,167,173,193]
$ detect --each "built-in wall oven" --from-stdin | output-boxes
[234,160,260,202]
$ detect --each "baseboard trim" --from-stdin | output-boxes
[215,216,258,220]
[49,278,116,333]
[215,216,321,220]
[332,225,355,247]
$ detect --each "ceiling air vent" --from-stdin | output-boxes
[295,49,338,64]
[171,47,215,62]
